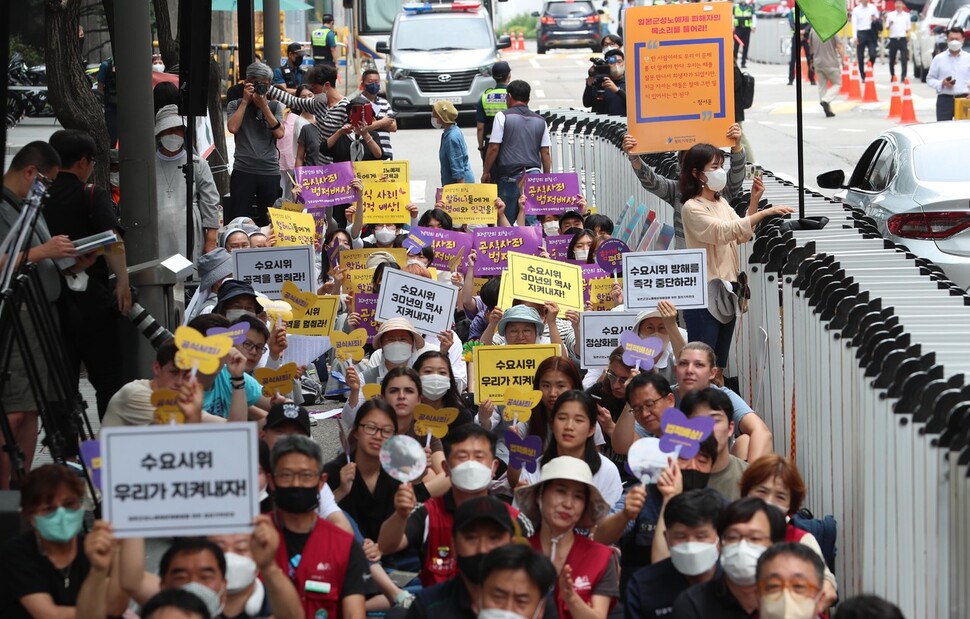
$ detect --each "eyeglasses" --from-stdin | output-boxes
[630,398,661,414]
[240,340,267,354]
[359,422,395,438]
[722,532,771,546]
[757,577,821,599]
[274,470,319,485]
[605,370,631,385]
[35,497,82,516]
[605,56,622,65]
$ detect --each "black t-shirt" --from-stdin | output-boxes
[587,382,633,484]
[281,521,369,598]
[408,576,561,619]
[625,558,696,619]
[0,531,90,619]
[671,573,757,619]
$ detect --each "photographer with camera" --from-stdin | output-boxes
[583,48,626,116]
[226,62,286,227]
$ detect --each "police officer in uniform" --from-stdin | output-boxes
[733,0,756,68]
[788,9,815,85]
[476,61,510,164]
[272,42,307,94]
[311,14,338,66]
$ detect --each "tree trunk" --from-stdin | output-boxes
[152,0,179,68]
[208,57,230,199]
[46,0,110,188]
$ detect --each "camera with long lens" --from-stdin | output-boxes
[253,82,268,95]
[589,57,610,103]
[126,288,174,349]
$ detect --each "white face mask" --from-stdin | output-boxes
[383,341,412,365]
[153,63,165,72]
[431,116,444,129]
[720,540,767,586]
[109,172,120,187]
[449,460,493,492]
[225,309,250,322]
[181,581,225,618]
[374,227,396,245]
[420,374,451,400]
[669,541,719,576]
[160,134,185,152]
[225,552,258,594]
[574,249,589,261]
[703,167,727,192]
[542,222,560,236]
[479,609,528,619]
[759,589,819,619]
[948,39,964,53]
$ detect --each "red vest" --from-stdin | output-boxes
[274,514,355,619]
[421,495,521,586]
[529,534,615,619]
[785,523,807,543]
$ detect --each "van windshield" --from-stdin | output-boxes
[933,0,970,19]
[395,16,494,50]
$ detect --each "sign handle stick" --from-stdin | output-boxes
[425,430,432,449]
[635,359,641,371]
[513,413,519,427]
[613,271,618,283]
[190,360,199,379]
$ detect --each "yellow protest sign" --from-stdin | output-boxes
[589,277,621,311]
[503,387,542,423]
[414,405,460,439]
[151,389,184,425]
[257,298,294,323]
[507,251,584,313]
[473,277,488,297]
[362,384,382,400]
[283,282,340,336]
[280,201,306,213]
[344,268,376,295]
[624,2,734,154]
[353,159,410,184]
[254,362,300,397]
[440,183,496,226]
[269,208,316,247]
[339,248,408,272]
[361,182,410,224]
[472,344,559,404]
[173,326,234,375]
[331,329,368,362]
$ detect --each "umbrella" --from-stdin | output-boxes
[211,0,313,11]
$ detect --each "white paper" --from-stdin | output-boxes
[376,268,459,336]
[233,246,316,299]
[622,249,708,311]
[310,409,342,421]
[578,311,640,369]
[286,335,331,368]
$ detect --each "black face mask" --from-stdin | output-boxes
[457,553,487,585]
[274,486,320,513]
[681,470,711,492]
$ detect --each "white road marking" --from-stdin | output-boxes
[535,89,546,98]
[529,57,542,69]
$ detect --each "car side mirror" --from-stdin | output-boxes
[816,169,846,189]
[531,10,540,17]
[498,35,512,49]
[376,40,390,54]
[597,8,604,13]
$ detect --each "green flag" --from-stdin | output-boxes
[796,0,848,42]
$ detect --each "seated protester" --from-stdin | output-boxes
[318,229,353,295]
[378,424,532,586]
[625,489,725,619]
[478,545,558,619]
[381,368,446,476]
[459,268,499,341]
[566,228,595,264]
[480,304,569,359]
[593,435,719,587]
[413,351,474,430]
[188,314,276,422]
[755,542,827,619]
[584,213,614,243]
[222,227,252,252]
[185,248,234,322]
[269,436,369,619]
[208,530,295,618]
[681,388,747,501]
[259,440,275,513]
[514,456,617,619]
[407,496,560,619]
[222,311,292,390]
[346,194,419,250]
[585,346,635,481]
[249,230,271,247]
[559,210,584,236]
[833,595,906,619]
[406,246,435,270]
[119,524,304,619]
[0,465,127,618]
[418,207,454,230]
[263,402,354,534]
[671,497,787,619]
[740,456,838,610]
[610,373,676,461]
[139,588,213,619]
[516,391,623,510]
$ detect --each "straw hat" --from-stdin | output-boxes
[372,317,426,350]
[513,456,610,529]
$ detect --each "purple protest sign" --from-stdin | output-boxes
[403,228,432,254]
[619,332,664,371]
[595,238,630,275]
[505,429,542,473]
[522,172,581,216]
[434,187,443,204]
[352,293,380,343]
[545,234,573,261]
[297,162,357,209]
[206,321,249,345]
[325,243,341,269]
[307,207,329,249]
[473,226,543,276]
[659,408,716,460]
[581,264,610,305]
[409,227,474,274]
[80,440,101,490]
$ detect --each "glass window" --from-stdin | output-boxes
[546,1,595,16]
[866,142,896,192]
[913,141,970,182]
[394,16,493,50]
[847,140,884,190]
[933,0,970,19]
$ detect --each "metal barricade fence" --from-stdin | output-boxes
[541,109,970,619]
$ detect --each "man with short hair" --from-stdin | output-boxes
[671,497,787,618]
[927,26,970,121]
[681,388,748,501]
[481,80,552,224]
[851,0,880,81]
[626,489,725,619]
[226,62,286,226]
[360,70,398,159]
[583,48,626,116]
[885,1,911,82]
[378,424,531,586]
[478,545,557,619]
[273,43,308,94]
[755,542,827,619]
[311,15,339,66]
[810,28,845,118]
[476,61,510,162]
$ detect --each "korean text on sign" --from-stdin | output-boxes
[361,182,410,224]
[441,183,497,226]
[233,246,316,299]
[101,423,260,538]
[473,226,543,277]
[268,208,316,247]
[472,344,560,404]
[296,162,356,209]
[354,159,410,183]
[507,251,585,313]
[621,249,708,310]
[522,172,581,216]
[376,268,459,336]
[579,311,639,369]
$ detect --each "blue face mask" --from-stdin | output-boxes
[364,82,381,95]
[34,507,85,543]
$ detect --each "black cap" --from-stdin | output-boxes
[265,402,311,436]
[558,210,584,229]
[287,42,306,55]
[322,13,334,23]
[453,496,515,535]
[215,279,258,308]
[492,61,511,80]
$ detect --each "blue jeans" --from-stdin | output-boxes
[683,307,736,369]
[498,168,541,226]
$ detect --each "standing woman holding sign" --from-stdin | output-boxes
[679,144,793,379]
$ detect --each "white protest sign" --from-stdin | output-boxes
[376,268,459,337]
[579,311,640,369]
[233,246,316,299]
[622,249,708,310]
[101,424,259,538]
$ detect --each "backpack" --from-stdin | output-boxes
[739,71,755,110]
[791,508,838,573]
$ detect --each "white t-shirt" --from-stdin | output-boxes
[851,3,879,34]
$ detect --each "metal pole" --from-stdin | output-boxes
[0,0,9,155]
[264,0,282,70]
[238,0,256,69]
[793,3,806,220]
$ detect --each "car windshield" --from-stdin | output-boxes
[546,2,593,16]
[395,16,493,50]
[913,141,970,182]
[934,0,970,19]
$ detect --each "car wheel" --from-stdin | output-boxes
[920,57,928,82]
[912,57,921,79]
[538,43,546,54]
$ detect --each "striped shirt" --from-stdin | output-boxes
[268,86,349,164]
[369,95,394,159]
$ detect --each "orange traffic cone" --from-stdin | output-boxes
[899,78,919,123]
[886,76,901,119]
[862,62,879,102]
[839,57,850,95]
[518,29,526,51]
[848,63,862,100]
[801,50,811,83]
